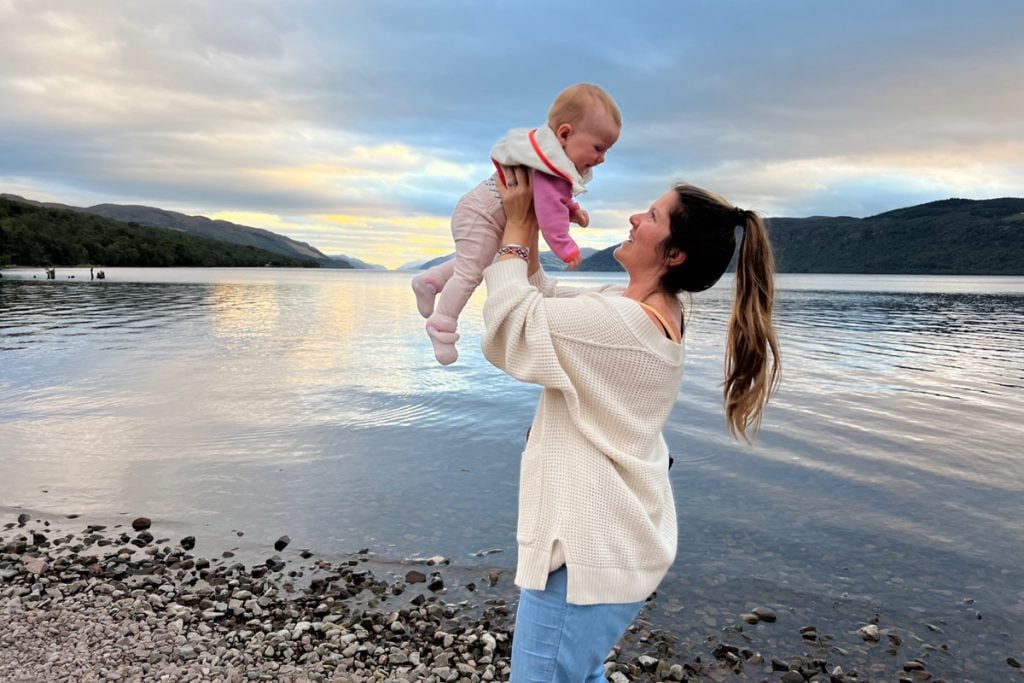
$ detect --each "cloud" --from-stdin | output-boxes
[2,0,1022,268]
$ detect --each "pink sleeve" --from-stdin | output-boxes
[531,171,581,263]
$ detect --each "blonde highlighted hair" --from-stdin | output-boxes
[547,83,622,130]
[660,184,781,442]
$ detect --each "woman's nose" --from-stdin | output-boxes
[629,214,640,227]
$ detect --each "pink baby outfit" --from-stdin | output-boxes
[412,125,591,365]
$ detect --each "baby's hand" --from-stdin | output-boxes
[570,208,589,228]
[566,255,583,270]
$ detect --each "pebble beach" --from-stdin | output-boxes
[3,512,1022,682]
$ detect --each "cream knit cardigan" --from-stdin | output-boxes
[481,258,683,605]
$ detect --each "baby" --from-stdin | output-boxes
[412,83,621,365]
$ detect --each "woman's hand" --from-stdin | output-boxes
[496,165,540,273]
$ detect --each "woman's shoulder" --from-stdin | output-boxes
[545,292,682,360]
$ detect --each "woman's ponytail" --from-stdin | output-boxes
[662,184,781,441]
[724,212,781,441]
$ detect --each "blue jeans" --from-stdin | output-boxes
[510,566,645,682]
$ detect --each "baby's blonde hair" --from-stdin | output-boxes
[547,83,621,130]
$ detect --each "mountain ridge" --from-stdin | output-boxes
[0,194,372,269]
[578,197,1024,275]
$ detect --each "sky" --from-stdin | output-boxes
[2,1,1022,269]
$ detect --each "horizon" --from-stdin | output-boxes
[2,2,1022,269]
[6,190,1021,270]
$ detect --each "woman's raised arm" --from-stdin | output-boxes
[495,165,541,276]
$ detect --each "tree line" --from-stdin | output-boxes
[579,197,1024,275]
[0,198,319,268]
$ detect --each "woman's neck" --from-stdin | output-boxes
[623,274,670,305]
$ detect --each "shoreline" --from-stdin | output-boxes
[3,513,1021,682]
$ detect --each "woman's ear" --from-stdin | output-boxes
[556,123,574,144]
[666,248,686,268]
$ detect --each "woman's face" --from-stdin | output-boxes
[614,190,678,273]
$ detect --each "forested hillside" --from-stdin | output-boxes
[578,197,1024,274]
[0,197,320,268]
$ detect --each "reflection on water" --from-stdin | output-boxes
[2,268,1023,676]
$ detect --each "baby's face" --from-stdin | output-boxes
[559,108,620,175]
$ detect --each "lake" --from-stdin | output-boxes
[2,266,1022,680]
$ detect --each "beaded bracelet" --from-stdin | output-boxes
[496,244,530,261]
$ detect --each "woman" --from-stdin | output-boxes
[481,166,781,681]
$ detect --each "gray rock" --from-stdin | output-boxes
[637,655,658,671]
[857,624,880,641]
[274,536,291,552]
[752,606,777,622]
[132,517,152,531]
[22,557,49,575]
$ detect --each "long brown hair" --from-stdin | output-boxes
[662,184,781,441]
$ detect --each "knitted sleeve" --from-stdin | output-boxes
[528,268,623,299]
[481,259,576,389]
[481,258,617,391]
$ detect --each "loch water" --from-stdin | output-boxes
[2,267,1022,680]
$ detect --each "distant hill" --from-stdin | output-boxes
[328,254,386,270]
[410,247,599,272]
[578,197,1024,275]
[0,194,354,268]
[0,197,318,268]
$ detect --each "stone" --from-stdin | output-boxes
[857,624,880,642]
[405,570,426,584]
[17,513,30,526]
[637,655,658,671]
[781,673,804,683]
[752,606,777,622]
[274,536,291,552]
[1007,657,1021,669]
[132,517,152,531]
[740,612,759,624]
[180,536,196,550]
[22,557,49,575]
